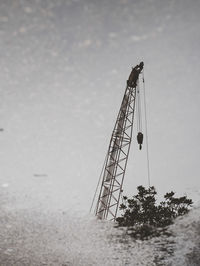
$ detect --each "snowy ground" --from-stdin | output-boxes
[1,191,200,265]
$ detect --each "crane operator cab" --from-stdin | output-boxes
[127,61,144,88]
[137,132,143,150]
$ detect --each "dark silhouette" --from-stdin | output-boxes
[116,186,193,239]
[127,62,144,88]
[137,132,143,150]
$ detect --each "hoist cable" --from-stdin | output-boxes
[89,153,107,214]
[142,70,151,187]
[137,79,142,132]
[139,82,143,132]
[137,85,140,132]
[136,86,139,132]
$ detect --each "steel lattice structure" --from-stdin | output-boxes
[95,62,144,221]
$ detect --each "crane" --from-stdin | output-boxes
[94,62,144,221]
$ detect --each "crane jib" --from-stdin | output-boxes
[94,62,144,221]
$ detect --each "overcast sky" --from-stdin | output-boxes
[0,0,200,213]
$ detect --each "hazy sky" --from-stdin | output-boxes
[0,0,200,213]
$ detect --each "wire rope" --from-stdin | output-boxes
[142,70,151,187]
[137,79,143,133]
[138,81,142,132]
[89,153,108,213]
[136,85,140,132]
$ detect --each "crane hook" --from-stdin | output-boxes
[137,132,143,150]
